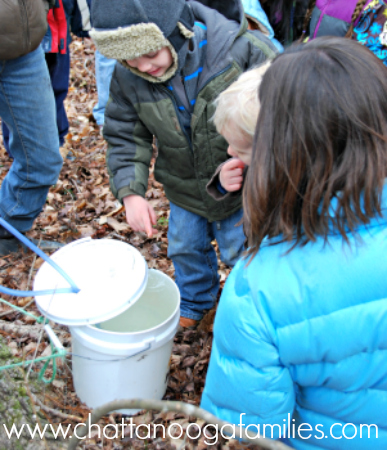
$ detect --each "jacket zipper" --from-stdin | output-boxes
[159,86,193,149]
[313,0,332,39]
[197,64,232,96]
[190,64,233,134]
[18,0,30,54]
[158,64,233,150]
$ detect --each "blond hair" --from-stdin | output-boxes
[213,62,271,139]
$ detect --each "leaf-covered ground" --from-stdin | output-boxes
[0,39,250,449]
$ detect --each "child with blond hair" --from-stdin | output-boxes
[206,62,270,200]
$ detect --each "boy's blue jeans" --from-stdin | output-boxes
[0,46,62,232]
[168,202,245,320]
[93,50,116,126]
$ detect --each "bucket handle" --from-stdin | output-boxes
[72,332,156,360]
[71,341,153,363]
[0,217,80,297]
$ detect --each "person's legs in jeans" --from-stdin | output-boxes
[93,50,116,126]
[168,202,220,321]
[2,49,70,153]
[0,46,62,233]
[212,208,245,267]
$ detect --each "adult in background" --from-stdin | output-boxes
[304,0,387,66]
[2,0,92,155]
[93,51,116,130]
[0,0,63,256]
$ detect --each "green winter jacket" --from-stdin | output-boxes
[103,0,278,222]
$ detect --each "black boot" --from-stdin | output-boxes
[0,225,26,256]
[0,237,23,256]
[0,225,16,239]
[0,224,64,256]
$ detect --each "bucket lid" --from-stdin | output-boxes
[33,238,148,326]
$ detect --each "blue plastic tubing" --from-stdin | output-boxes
[0,217,80,297]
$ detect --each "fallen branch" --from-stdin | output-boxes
[67,399,293,450]
[0,320,70,344]
[30,391,84,422]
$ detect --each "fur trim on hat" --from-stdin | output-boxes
[90,22,169,61]
[121,42,179,83]
[177,21,194,39]
[90,20,194,83]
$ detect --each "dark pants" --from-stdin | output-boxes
[46,51,70,146]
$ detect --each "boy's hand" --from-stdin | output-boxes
[219,158,245,192]
[123,195,158,238]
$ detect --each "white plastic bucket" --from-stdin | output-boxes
[71,269,179,413]
[33,239,180,413]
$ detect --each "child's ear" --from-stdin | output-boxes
[177,22,195,39]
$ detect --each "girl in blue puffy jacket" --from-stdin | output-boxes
[201,37,387,450]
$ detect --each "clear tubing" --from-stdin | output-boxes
[0,217,80,297]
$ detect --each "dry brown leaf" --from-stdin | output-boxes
[106,217,131,232]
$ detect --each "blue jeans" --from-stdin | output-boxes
[168,203,245,320]
[2,50,70,151]
[0,46,62,232]
[93,50,116,126]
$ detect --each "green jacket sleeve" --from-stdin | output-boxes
[103,65,154,203]
[231,28,279,70]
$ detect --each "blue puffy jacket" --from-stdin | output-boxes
[201,181,387,449]
[241,0,283,51]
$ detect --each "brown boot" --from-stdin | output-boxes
[179,317,197,328]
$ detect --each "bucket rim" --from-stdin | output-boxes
[33,238,149,326]
[84,269,180,336]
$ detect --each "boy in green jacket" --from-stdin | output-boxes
[90,0,278,327]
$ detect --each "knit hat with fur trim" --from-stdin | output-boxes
[90,0,195,82]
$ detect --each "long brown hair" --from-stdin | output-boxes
[243,37,387,257]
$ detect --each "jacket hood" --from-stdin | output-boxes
[90,0,247,84]
[193,0,243,23]
[89,0,195,82]
[189,0,247,90]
